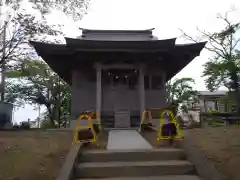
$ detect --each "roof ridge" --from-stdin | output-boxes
[79,28,155,32]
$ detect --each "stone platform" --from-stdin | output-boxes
[107,130,153,150]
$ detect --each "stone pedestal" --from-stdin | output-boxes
[114,110,130,128]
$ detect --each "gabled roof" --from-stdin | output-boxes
[65,37,176,51]
[79,28,155,34]
[30,37,206,85]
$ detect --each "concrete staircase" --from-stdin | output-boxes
[76,148,203,180]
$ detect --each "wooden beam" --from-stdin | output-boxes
[94,63,136,70]
[74,48,170,53]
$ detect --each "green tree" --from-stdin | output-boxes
[166,77,197,114]
[1,0,90,21]
[0,11,62,66]
[181,10,240,112]
[6,59,71,128]
[1,0,89,102]
[0,4,64,128]
[0,7,63,102]
[40,117,58,129]
[0,0,88,127]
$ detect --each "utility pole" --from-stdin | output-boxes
[1,21,7,102]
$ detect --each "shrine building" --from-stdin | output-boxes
[30,28,206,128]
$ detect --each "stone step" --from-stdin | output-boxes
[79,148,186,162]
[76,160,195,178]
[78,175,202,180]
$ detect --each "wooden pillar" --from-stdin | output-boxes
[96,65,102,122]
[138,66,145,119]
[161,71,167,103]
[203,99,207,112]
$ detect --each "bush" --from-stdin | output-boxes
[13,124,20,129]
[41,119,56,129]
[19,121,30,129]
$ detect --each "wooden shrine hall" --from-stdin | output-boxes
[30,28,206,128]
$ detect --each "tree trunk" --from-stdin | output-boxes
[46,105,56,128]
[169,102,179,116]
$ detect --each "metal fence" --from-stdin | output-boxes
[200,112,240,127]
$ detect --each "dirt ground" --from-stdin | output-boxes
[142,126,240,180]
[186,126,240,180]
[0,130,73,180]
[141,129,182,148]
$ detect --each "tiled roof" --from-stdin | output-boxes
[197,91,228,96]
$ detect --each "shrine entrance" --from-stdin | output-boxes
[102,68,139,128]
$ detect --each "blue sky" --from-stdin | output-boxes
[11,0,240,123]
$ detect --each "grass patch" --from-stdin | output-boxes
[0,130,73,180]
